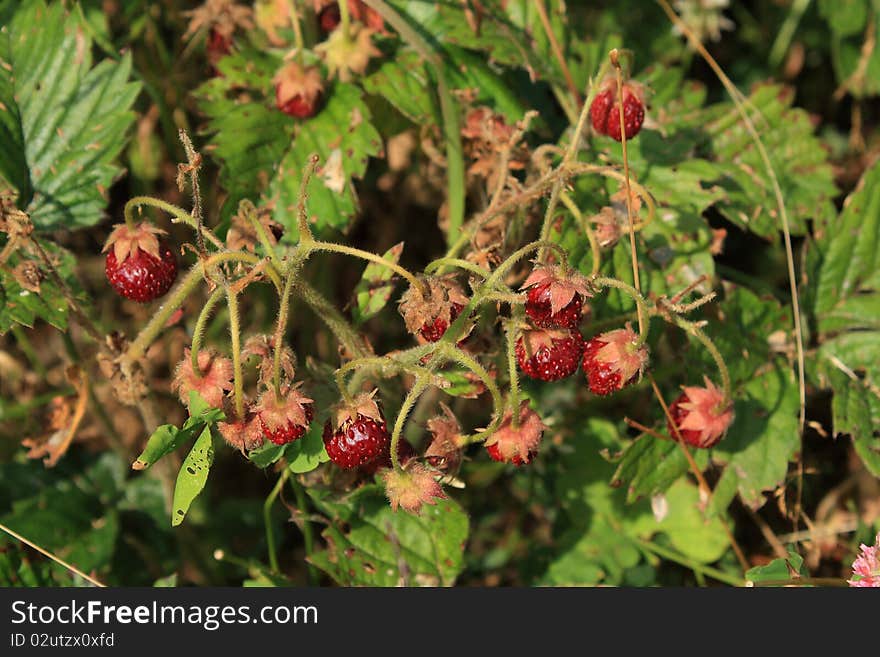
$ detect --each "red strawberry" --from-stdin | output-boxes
[516,327,584,382]
[667,378,734,448]
[399,276,470,343]
[207,27,232,67]
[273,62,324,119]
[522,264,592,328]
[103,223,177,302]
[582,325,649,395]
[485,401,547,465]
[323,391,390,469]
[590,79,645,141]
[255,385,314,446]
[317,3,341,32]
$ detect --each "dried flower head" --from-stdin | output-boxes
[382,462,446,514]
[484,401,547,465]
[172,349,234,410]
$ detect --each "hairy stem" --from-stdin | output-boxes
[294,279,370,359]
[263,468,289,573]
[592,276,650,344]
[190,287,226,373]
[227,289,245,418]
[390,375,431,470]
[306,241,425,294]
[273,267,298,396]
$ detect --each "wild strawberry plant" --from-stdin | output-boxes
[0,0,878,588]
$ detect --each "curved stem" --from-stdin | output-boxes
[334,351,434,402]
[592,276,650,344]
[486,240,569,289]
[670,315,732,403]
[504,310,525,427]
[611,50,644,338]
[272,268,297,396]
[435,343,504,430]
[227,289,245,418]
[124,251,282,363]
[306,241,425,294]
[635,537,744,587]
[190,287,226,373]
[560,191,601,276]
[294,279,370,359]
[124,196,224,249]
[390,375,431,471]
[425,257,490,279]
[338,0,351,36]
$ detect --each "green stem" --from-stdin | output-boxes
[294,279,370,359]
[485,240,568,289]
[306,241,424,293]
[390,375,431,470]
[560,191,601,276]
[123,196,223,249]
[424,257,490,279]
[504,309,525,427]
[227,289,245,418]
[635,538,744,587]
[273,268,298,396]
[264,468,290,573]
[190,287,226,373]
[670,314,732,403]
[334,351,434,402]
[289,475,319,584]
[124,251,281,363]
[338,0,351,36]
[592,276,650,345]
[435,343,504,433]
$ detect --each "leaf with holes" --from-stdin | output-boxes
[171,426,214,527]
[0,1,140,230]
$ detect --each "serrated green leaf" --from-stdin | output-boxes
[308,486,469,586]
[612,436,703,503]
[814,159,880,333]
[0,1,140,230]
[352,241,403,324]
[362,52,438,125]
[269,83,382,239]
[171,426,214,527]
[824,367,880,477]
[712,364,800,509]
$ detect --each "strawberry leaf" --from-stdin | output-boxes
[0,1,140,230]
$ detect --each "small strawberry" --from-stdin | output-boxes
[317,2,341,32]
[424,403,463,475]
[521,264,591,328]
[323,391,390,469]
[667,378,734,448]
[103,222,177,302]
[516,327,584,382]
[172,348,234,410]
[590,78,646,142]
[382,462,446,514]
[218,410,265,453]
[273,61,324,118]
[254,385,314,446]
[582,325,649,395]
[484,401,547,465]
[399,276,470,343]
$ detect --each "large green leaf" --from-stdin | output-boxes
[712,364,800,509]
[308,485,469,586]
[0,0,140,230]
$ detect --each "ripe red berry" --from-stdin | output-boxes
[516,328,584,382]
[666,379,734,448]
[323,392,390,469]
[583,325,648,395]
[485,401,547,466]
[590,80,645,141]
[318,3,341,32]
[254,385,314,446]
[420,303,464,342]
[103,223,177,303]
[582,326,649,395]
[521,264,591,329]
